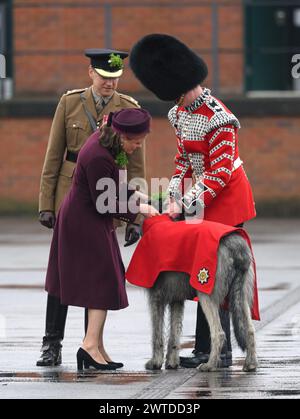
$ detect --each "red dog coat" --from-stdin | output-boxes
[126,215,259,320]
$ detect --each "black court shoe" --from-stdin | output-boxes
[106,361,124,369]
[76,348,118,371]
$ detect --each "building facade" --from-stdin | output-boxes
[0,0,300,215]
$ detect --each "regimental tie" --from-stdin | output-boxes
[95,98,107,116]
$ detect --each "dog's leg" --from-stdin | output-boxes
[242,303,258,372]
[197,294,225,372]
[165,301,184,369]
[145,295,166,370]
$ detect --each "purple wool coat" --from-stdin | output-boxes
[45,131,139,310]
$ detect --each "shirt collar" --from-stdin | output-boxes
[184,87,211,112]
[91,87,112,105]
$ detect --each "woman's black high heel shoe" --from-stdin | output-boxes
[106,361,124,369]
[77,348,117,371]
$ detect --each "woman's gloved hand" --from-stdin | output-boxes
[124,223,141,247]
[39,211,56,229]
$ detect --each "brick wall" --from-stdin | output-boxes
[13,0,243,96]
[0,114,299,213]
[1,0,298,215]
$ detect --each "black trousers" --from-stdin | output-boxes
[43,295,88,345]
[43,294,68,344]
[194,222,244,353]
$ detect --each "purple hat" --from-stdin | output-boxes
[108,108,151,138]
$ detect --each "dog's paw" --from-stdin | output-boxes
[243,361,258,372]
[165,354,180,370]
[243,354,258,372]
[197,363,217,372]
[145,359,163,370]
[165,361,179,370]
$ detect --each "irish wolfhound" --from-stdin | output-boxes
[145,232,258,372]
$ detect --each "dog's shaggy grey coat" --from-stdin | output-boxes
[145,233,258,372]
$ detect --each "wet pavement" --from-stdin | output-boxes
[0,217,299,399]
[167,301,300,399]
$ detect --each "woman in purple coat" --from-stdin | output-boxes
[45,108,158,370]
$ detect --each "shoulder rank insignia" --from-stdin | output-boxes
[65,88,87,95]
[119,93,139,106]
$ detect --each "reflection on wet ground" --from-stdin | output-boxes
[259,282,290,291]
[0,370,158,385]
[167,358,300,399]
[166,302,300,399]
[180,339,194,349]
[0,218,300,398]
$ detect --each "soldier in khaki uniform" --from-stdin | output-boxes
[37,49,146,367]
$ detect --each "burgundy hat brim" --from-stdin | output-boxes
[111,108,151,137]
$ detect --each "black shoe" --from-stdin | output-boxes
[36,341,62,367]
[106,361,124,369]
[180,351,232,368]
[76,348,118,371]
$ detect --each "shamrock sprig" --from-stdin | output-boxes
[108,53,123,70]
[150,191,168,202]
[115,150,128,168]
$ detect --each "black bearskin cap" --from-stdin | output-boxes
[130,34,208,101]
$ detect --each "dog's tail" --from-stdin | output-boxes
[229,241,254,352]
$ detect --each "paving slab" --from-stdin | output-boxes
[0,217,299,399]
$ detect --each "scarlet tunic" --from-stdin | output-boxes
[167,88,256,226]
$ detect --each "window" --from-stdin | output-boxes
[0,0,12,100]
[245,1,300,93]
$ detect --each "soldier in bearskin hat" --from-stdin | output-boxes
[130,34,256,368]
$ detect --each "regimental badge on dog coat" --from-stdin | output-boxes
[197,268,210,284]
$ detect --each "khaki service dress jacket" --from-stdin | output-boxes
[39,86,145,214]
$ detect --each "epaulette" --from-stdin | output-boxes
[64,88,87,96]
[118,93,139,106]
[206,96,241,131]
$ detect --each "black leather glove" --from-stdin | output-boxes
[39,211,56,229]
[124,223,141,247]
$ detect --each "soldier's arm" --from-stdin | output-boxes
[39,95,67,212]
[167,137,193,199]
[181,124,237,211]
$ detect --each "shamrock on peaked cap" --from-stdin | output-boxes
[129,34,208,101]
[85,49,128,78]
